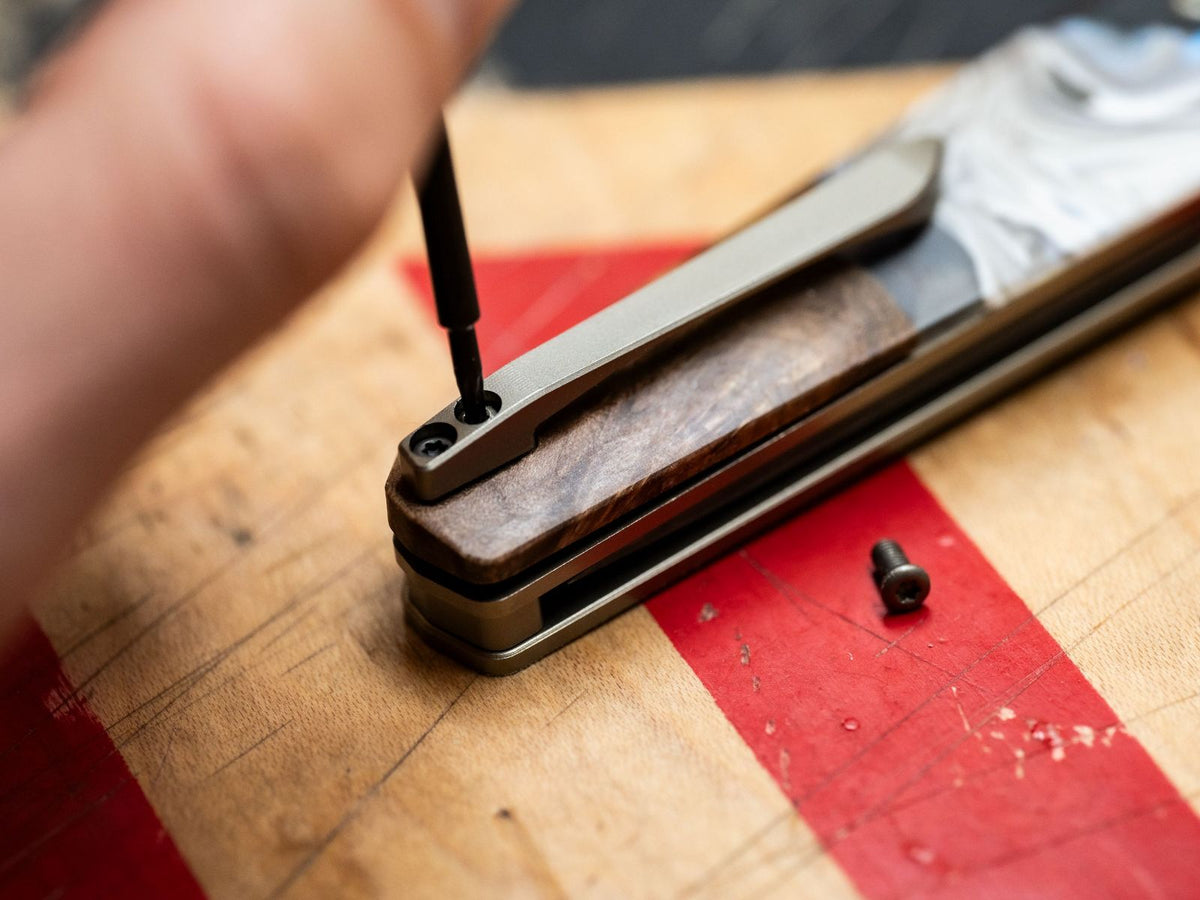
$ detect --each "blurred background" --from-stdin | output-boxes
[484,0,1193,86]
[1,0,1194,90]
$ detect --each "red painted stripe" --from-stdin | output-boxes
[0,617,205,899]
[648,463,1200,898]
[404,244,1200,897]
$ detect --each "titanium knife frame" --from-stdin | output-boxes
[394,198,1200,674]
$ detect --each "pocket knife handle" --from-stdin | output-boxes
[399,138,943,501]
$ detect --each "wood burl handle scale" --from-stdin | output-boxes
[394,140,941,503]
[387,260,917,583]
[387,140,947,586]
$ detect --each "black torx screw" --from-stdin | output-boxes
[413,434,453,458]
[408,423,458,458]
[870,539,930,614]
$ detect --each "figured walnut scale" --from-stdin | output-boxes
[387,261,916,583]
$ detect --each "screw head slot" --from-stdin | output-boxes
[877,565,931,613]
[410,422,458,458]
[870,539,930,615]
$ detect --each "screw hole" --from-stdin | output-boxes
[453,391,502,424]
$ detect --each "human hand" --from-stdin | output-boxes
[0,0,512,636]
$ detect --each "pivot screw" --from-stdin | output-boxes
[870,539,930,614]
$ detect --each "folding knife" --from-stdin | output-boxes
[387,21,1200,673]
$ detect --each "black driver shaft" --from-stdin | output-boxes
[417,121,488,424]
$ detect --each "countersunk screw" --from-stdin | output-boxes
[413,436,452,457]
[871,539,930,614]
[409,423,458,459]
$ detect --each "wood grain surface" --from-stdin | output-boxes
[8,63,1200,899]
[388,262,916,582]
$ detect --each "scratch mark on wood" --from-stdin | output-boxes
[280,644,335,677]
[58,592,156,661]
[0,551,375,819]
[260,605,321,652]
[150,723,182,786]
[494,806,569,899]
[171,668,247,717]
[874,624,915,658]
[678,808,829,900]
[743,550,989,693]
[0,777,133,879]
[207,719,293,780]
[667,472,1200,895]
[796,545,1193,817]
[266,678,477,899]
[877,724,1127,820]
[1029,489,1200,618]
[545,691,587,727]
[952,793,1200,878]
[1059,548,1200,656]
[1126,689,1200,724]
[0,657,216,815]
[115,550,375,744]
[950,686,971,733]
[34,439,389,748]
[258,535,338,578]
[34,558,242,729]
[755,637,1164,891]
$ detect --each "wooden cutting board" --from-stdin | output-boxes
[6,65,1200,898]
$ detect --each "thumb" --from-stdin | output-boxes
[0,0,513,619]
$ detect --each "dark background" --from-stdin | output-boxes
[486,0,1186,86]
[0,0,1191,88]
